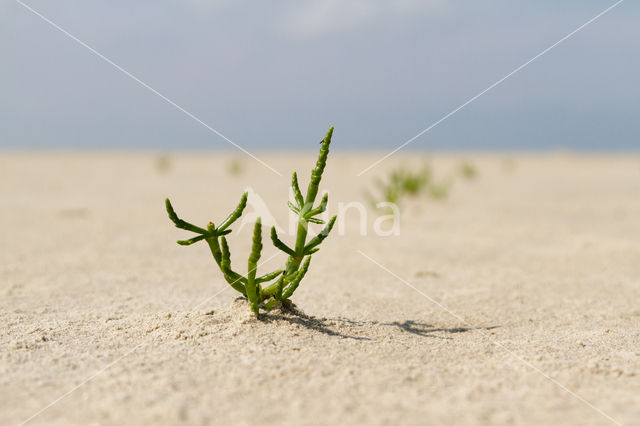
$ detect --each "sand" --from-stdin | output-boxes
[1,152,639,426]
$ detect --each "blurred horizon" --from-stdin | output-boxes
[2,144,638,154]
[2,1,639,151]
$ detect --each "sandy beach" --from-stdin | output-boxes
[1,152,639,425]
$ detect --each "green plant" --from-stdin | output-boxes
[165,127,337,317]
[389,166,431,196]
[367,163,455,210]
[365,165,429,206]
[427,180,452,199]
[459,161,477,180]
[227,158,245,176]
[155,154,172,173]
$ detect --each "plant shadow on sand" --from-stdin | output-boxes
[259,305,499,341]
[383,320,500,340]
[260,307,372,341]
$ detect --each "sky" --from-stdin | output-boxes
[1,0,638,151]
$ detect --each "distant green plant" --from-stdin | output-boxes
[367,164,453,209]
[389,166,431,196]
[227,158,245,176]
[165,127,337,317]
[459,161,477,180]
[426,180,452,199]
[155,154,172,173]
[367,165,429,206]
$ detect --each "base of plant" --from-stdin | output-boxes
[232,296,298,320]
[262,297,295,312]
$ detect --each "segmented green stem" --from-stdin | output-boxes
[291,126,334,270]
[291,172,304,207]
[307,192,328,218]
[271,227,295,256]
[219,192,248,231]
[256,269,284,284]
[207,236,246,294]
[304,216,337,253]
[281,256,311,300]
[246,218,262,315]
[166,199,209,235]
[263,126,336,300]
[220,237,232,274]
[177,234,207,246]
